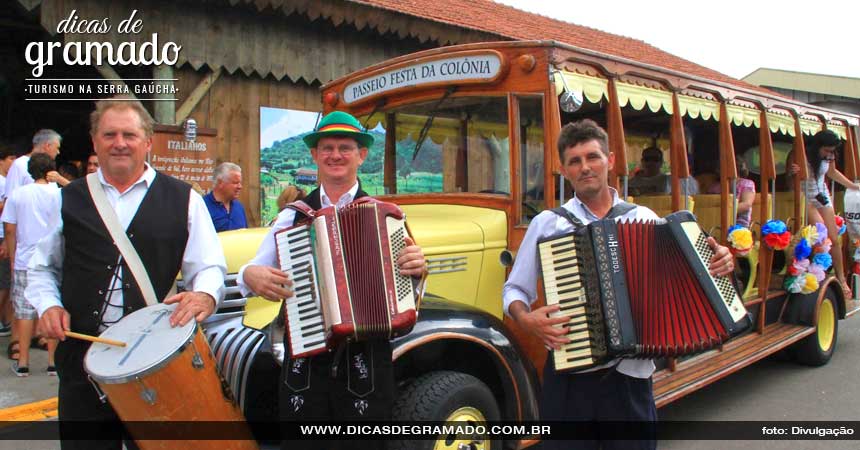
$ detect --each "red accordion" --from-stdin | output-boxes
[538,211,750,372]
[275,198,418,358]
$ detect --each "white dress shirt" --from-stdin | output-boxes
[26,165,227,326]
[3,155,32,201]
[503,188,658,378]
[237,182,359,296]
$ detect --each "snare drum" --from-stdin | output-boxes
[84,303,258,450]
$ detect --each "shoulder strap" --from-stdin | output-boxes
[605,201,636,219]
[285,200,316,221]
[86,173,157,307]
[550,201,636,228]
[550,206,584,228]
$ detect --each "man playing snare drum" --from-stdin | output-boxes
[28,96,227,450]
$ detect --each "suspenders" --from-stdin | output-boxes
[550,201,637,228]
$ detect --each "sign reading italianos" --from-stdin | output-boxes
[150,125,218,193]
[343,52,504,104]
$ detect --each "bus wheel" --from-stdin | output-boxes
[390,371,500,450]
[794,295,838,366]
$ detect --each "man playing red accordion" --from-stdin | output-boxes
[239,111,426,450]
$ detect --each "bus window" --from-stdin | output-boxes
[379,96,510,196]
[518,95,545,223]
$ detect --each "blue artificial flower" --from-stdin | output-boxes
[794,239,811,260]
[812,252,833,271]
[727,224,744,234]
[761,219,787,236]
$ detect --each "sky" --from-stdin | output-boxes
[260,107,320,149]
[495,0,859,80]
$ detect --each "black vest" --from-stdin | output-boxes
[292,185,369,224]
[61,172,191,334]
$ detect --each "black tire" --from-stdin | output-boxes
[794,295,838,366]
[389,371,501,450]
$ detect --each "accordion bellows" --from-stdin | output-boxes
[276,198,418,358]
[538,211,751,373]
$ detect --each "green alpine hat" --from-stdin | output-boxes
[303,111,374,149]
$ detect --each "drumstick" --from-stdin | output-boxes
[64,331,127,347]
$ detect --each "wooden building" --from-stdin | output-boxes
[743,68,860,116]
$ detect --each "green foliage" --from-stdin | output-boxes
[259,130,445,223]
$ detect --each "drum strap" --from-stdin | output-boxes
[86,173,158,307]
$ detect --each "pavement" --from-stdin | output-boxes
[0,335,60,450]
[0,335,58,414]
[1,318,858,450]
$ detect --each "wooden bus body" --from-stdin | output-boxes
[207,41,860,449]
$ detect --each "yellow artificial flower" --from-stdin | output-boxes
[800,225,819,247]
[728,228,753,251]
[801,273,819,294]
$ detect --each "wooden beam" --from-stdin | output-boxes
[457,119,468,191]
[606,78,627,195]
[843,123,858,181]
[95,65,138,101]
[759,111,776,183]
[153,65,175,124]
[718,102,737,241]
[384,113,396,194]
[758,111,776,332]
[792,113,808,229]
[545,75,562,207]
[845,124,860,181]
[669,92,689,212]
[176,68,223,125]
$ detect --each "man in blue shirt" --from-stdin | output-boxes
[204,162,247,232]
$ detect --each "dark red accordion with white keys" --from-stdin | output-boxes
[275,198,418,358]
[538,211,751,373]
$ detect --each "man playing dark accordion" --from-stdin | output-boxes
[503,119,734,450]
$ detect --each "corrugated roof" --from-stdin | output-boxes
[743,68,860,99]
[354,0,765,93]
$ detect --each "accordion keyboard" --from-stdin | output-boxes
[679,221,746,322]
[538,236,600,370]
[276,224,327,358]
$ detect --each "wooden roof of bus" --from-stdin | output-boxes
[322,41,858,125]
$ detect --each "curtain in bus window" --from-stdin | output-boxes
[726,104,761,128]
[766,112,796,137]
[553,71,608,104]
[800,117,823,136]
[829,124,848,140]
[677,95,719,122]
[614,81,673,114]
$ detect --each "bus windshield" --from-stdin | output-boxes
[358,96,510,196]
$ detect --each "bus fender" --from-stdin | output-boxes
[391,295,540,422]
[782,277,845,326]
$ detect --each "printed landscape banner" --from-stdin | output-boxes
[259,107,445,224]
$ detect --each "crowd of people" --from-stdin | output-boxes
[0,130,98,377]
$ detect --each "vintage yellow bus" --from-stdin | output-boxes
[206,41,860,449]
